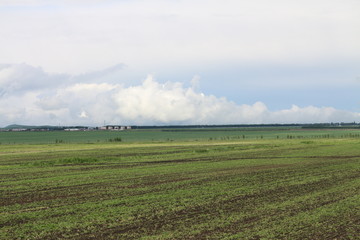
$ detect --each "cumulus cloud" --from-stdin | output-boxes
[1,64,360,127]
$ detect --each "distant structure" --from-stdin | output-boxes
[11,128,27,132]
[100,125,132,131]
[64,128,80,131]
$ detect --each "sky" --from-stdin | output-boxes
[0,0,360,126]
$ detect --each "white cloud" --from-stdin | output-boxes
[1,64,359,126]
[79,110,88,119]
[270,105,360,123]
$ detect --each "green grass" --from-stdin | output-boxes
[1,130,360,239]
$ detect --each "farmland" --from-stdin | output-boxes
[1,128,360,239]
[1,127,360,144]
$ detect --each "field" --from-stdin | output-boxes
[1,127,360,144]
[1,128,360,239]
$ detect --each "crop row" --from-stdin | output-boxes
[1,138,359,239]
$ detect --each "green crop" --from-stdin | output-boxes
[1,130,359,239]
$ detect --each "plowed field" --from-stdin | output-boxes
[1,136,359,239]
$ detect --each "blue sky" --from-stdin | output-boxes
[0,0,359,126]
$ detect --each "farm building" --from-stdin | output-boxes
[100,125,132,131]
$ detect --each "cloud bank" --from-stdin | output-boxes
[0,64,359,127]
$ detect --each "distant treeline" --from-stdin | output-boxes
[132,123,360,130]
[301,122,360,129]
[1,124,90,131]
[132,124,301,130]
